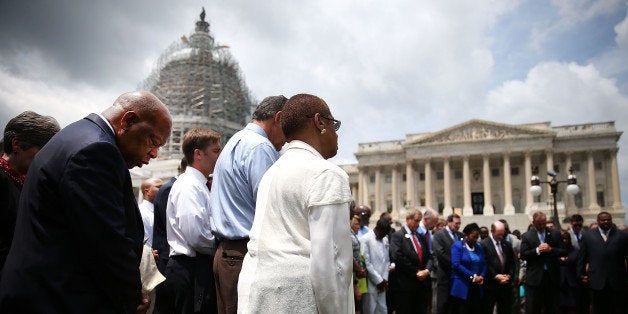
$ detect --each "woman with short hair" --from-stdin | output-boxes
[450,223,487,314]
[238,94,354,314]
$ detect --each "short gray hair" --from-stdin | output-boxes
[251,95,288,121]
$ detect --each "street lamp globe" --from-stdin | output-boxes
[566,174,580,195]
[530,184,542,197]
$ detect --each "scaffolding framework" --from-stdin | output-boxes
[140,10,255,158]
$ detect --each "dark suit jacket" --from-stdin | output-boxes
[0,171,21,275]
[432,228,463,284]
[152,176,176,274]
[480,237,516,289]
[576,226,628,291]
[0,114,144,314]
[389,227,434,292]
[520,227,566,287]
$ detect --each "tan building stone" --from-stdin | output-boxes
[341,119,625,231]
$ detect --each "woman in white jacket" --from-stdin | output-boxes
[238,93,354,314]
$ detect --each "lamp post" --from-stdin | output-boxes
[529,167,580,230]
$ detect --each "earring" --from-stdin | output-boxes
[320,129,326,135]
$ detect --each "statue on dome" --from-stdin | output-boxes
[200,7,206,22]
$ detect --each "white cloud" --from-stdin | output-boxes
[0,50,116,127]
[486,61,628,218]
[486,61,626,124]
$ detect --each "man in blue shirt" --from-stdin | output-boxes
[209,95,287,314]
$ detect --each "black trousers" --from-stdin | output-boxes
[394,285,429,314]
[156,254,217,314]
[525,271,558,314]
[451,285,482,314]
[591,285,626,314]
[483,284,513,314]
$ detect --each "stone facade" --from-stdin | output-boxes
[341,119,625,230]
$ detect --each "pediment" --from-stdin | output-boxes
[407,119,554,145]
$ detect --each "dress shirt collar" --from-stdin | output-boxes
[184,166,208,184]
[245,122,269,139]
[97,113,115,134]
[418,221,427,235]
[445,226,456,240]
[598,227,610,237]
[404,225,417,236]
[489,233,499,247]
[140,199,154,213]
[285,140,323,159]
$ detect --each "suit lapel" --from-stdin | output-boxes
[85,113,116,140]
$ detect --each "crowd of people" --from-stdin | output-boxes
[0,90,626,314]
[349,206,627,314]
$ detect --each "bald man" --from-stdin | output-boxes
[140,177,163,247]
[481,221,516,314]
[0,91,172,314]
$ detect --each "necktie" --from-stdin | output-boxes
[601,231,608,242]
[539,231,548,270]
[496,241,505,269]
[411,233,423,264]
[450,230,455,241]
[425,231,431,251]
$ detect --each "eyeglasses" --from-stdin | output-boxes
[320,116,341,131]
[308,114,341,131]
[572,223,583,227]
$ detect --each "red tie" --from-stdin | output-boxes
[411,234,423,265]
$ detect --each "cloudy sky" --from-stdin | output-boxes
[2,0,628,217]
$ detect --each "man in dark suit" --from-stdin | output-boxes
[432,213,463,314]
[153,157,187,274]
[0,91,172,314]
[520,211,566,314]
[577,212,627,314]
[389,207,433,314]
[481,220,516,314]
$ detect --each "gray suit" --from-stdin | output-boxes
[432,227,463,314]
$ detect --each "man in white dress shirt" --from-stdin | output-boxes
[139,177,163,247]
[361,218,393,314]
[160,129,221,314]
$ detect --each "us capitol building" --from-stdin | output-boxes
[131,10,624,230]
[341,119,624,230]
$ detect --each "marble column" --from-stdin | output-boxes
[361,168,370,206]
[351,185,358,203]
[443,157,453,216]
[425,159,433,209]
[482,155,494,215]
[546,149,554,196]
[587,151,601,211]
[610,148,624,210]
[503,153,515,215]
[375,167,383,215]
[391,166,400,216]
[524,152,534,214]
[463,156,473,216]
[406,161,415,207]
[358,169,365,206]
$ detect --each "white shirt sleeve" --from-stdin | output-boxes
[172,183,214,254]
[309,202,352,314]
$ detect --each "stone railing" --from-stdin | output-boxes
[552,121,615,133]
[358,140,403,153]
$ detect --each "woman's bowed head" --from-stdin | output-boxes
[280,93,340,159]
